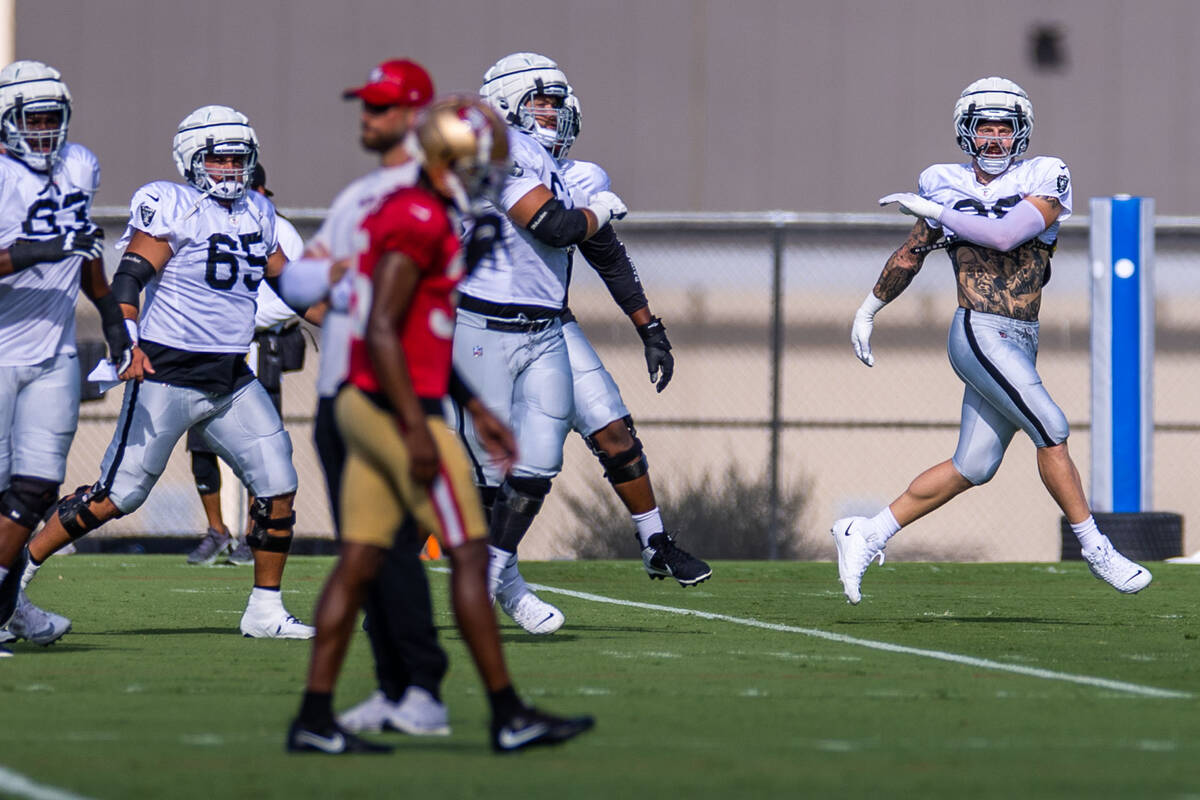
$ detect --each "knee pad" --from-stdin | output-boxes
[190,451,221,495]
[0,476,60,530]
[490,477,552,553]
[246,495,295,553]
[58,483,115,540]
[584,416,648,485]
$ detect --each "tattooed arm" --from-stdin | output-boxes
[872,218,943,302]
[851,219,942,366]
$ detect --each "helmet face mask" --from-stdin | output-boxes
[0,60,72,173]
[173,105,259,200]
[480,52,575,157]
[954,77,1033,176]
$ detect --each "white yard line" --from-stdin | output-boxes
[0,767,94,800]
[437,567,1191,700]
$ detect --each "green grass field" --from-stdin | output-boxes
[1,556,1197,800]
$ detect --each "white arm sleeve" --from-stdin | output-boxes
[940,200,1047,252]
[278,256,334,308]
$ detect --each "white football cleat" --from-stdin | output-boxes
[832,516,885,605]
[337,690,395,733]
[6,592,71,645]
[499,588,564,635]
[337,688,451,736]
[239,605,315,639]
[1082,539,1152,594]
[389,686,450,736]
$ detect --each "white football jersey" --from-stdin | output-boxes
[457,128,573,309]
[310,162,420,397]
[919,156,1072,245]
[558,158,610,207]
[116,181,278,353]
[0,143,100,366]
[254,214,302,332]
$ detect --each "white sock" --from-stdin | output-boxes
[632,509,663,548]
[868,507,901,546]
[1070,516,1105,551]
[249,586,284,612]
[20,558,39,593]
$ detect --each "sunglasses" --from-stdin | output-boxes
[363,101,397,116]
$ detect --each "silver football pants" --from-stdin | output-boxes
[452,309,573,487]
[0,352,80,487]
[562,320,629,437]
[98,377,297,512]
[947,307,1070,485]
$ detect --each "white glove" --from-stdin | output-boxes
[586,190,628,229]
[879,192,945,222]
[851,292,887,367]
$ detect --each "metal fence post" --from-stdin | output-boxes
[767,218,785,559]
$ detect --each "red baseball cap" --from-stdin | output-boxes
[343,59,434,107]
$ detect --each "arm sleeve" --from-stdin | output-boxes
[526,197,590,247]
[277,257,334,308]
[576,225,648,314]
[940,200,1048,252]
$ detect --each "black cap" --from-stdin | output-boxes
[250,163,272,197]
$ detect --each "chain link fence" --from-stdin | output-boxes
[66,209,1200,560]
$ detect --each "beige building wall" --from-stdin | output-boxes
[17,0,1200,214]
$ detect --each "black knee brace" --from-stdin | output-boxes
[478,485,499,525]
[246,495,295,553]
[0,474,59,532]
[58,483,114,540]
[190,451,222,495]
[0,476,60,530]
[489,477,551,553]
[585,416,649,485]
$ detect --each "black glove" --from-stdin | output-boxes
[637,316,674,392]
[94,293,133,369]
[9,227,105,272]
[464,213,502,275]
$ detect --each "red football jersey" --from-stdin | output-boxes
[346,185,464,399]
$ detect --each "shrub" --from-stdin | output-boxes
[561,466,819,560]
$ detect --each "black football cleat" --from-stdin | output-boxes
[642,532,712,587]
[491,706,595,753]
[286,719,393,755]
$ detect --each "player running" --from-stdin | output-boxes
[834,77,1152,603]
[0,60,130,654]
[21,105,314,638]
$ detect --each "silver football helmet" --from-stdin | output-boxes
[480,52,575,157]
[172,105,258,201]
[0,60,72,173]
[954,77,1033,175]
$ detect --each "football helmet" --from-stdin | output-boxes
[954,77,1033,175]
[409,96,510,213]
[0,60,72,173]
[555,92,581,161]
[172,105,258,201]
[480,52,575,157]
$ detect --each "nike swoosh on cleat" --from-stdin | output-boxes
[497,723,549,749]
[538,614,554,626]
[294,731,345,753]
